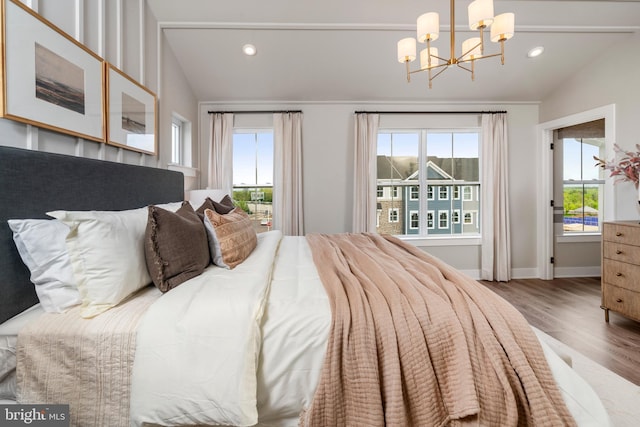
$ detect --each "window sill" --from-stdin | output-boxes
[168,163,198,178]
[556,233,601,243]
[398,235,481,247]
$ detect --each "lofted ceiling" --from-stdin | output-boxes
[146,0,640,103]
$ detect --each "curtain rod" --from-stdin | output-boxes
[353,110,507,115]
[207,110,303,115]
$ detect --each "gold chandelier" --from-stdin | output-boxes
[397,0,514,88]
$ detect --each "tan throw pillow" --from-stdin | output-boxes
[145,202,210,292]
[203,207,257,269]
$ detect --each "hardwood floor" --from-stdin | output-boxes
[480,277,640,386]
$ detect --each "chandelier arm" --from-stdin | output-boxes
[456,40,483,63]
[430,66,449,81]
[408,62,448,75]
[458,52,502,64]
[456,63,473,74]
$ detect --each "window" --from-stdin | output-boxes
[561,136,605,233]
[463,186,473,201]
[427,185,434,200]
[393,186,399,198]
[464,212,473,225]
[376,130,480,238]
[170,114,192,165]
[171,121,181,164]
[409,211,419,229]
[233,131,274,234]
[389,208,399,223]
[377,186,383,198]
[452,209,460,224]
[410,186,419,200]
[438,186,449,200]
[438,211,449,229]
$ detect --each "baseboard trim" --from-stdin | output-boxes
[553,266,601,278]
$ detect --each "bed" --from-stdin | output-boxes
[0,146,611,426]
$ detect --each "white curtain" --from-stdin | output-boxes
[273,112,304,236]
[481,113,511,281]
[352,113,380,233]
[207,113,234,194]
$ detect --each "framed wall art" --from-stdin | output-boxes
[0,0,105,142]
[106,64,157,155]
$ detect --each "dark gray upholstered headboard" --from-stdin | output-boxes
[0,146,184,323]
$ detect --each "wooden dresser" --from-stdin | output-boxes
[601,221,640,322]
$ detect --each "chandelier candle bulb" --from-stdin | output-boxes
[468,0,494,29]
[397,37,417,63]
[417,12,440,42]
[490,13,515,42]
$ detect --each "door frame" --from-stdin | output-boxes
[536,104,616,279]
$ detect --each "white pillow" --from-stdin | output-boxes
[48,207,152,318]
[7,219,80,312]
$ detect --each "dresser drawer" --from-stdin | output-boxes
[602,284,640,321]
[603,223,640,246]
[603,241,640,265]
[602,259,640,292]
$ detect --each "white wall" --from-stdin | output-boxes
[0,0,198,183]
[540,32,640,221]
[198,102,540,276]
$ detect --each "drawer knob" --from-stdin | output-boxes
[616,298,623,303]
[616,232,623,237]
[616,272,623,277]
[616,250,623,255]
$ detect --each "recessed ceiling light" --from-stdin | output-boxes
[527,46,544,58]
[242,44,257,56]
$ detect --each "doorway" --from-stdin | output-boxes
[536,105,615,279]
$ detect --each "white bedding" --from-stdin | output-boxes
[130,231,282,426]
[0,304,44,401]
[131,232,611,427]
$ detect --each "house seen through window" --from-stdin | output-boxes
[376,130,480,238]
[232,131,274,233]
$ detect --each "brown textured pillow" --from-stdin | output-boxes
[203,207,257,269]
[212,194,235,214]
[195,197,216,221]
[145,202,210,292]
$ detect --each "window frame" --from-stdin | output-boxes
[232,128,275,234]
[389,208,399,223]
[560,137,605,236]
[376,128,481,242]
[409,210,419,230]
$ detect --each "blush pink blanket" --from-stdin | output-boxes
[301,233,576,427]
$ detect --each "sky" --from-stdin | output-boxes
[233,132,274,186]
[563,138,603,181]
